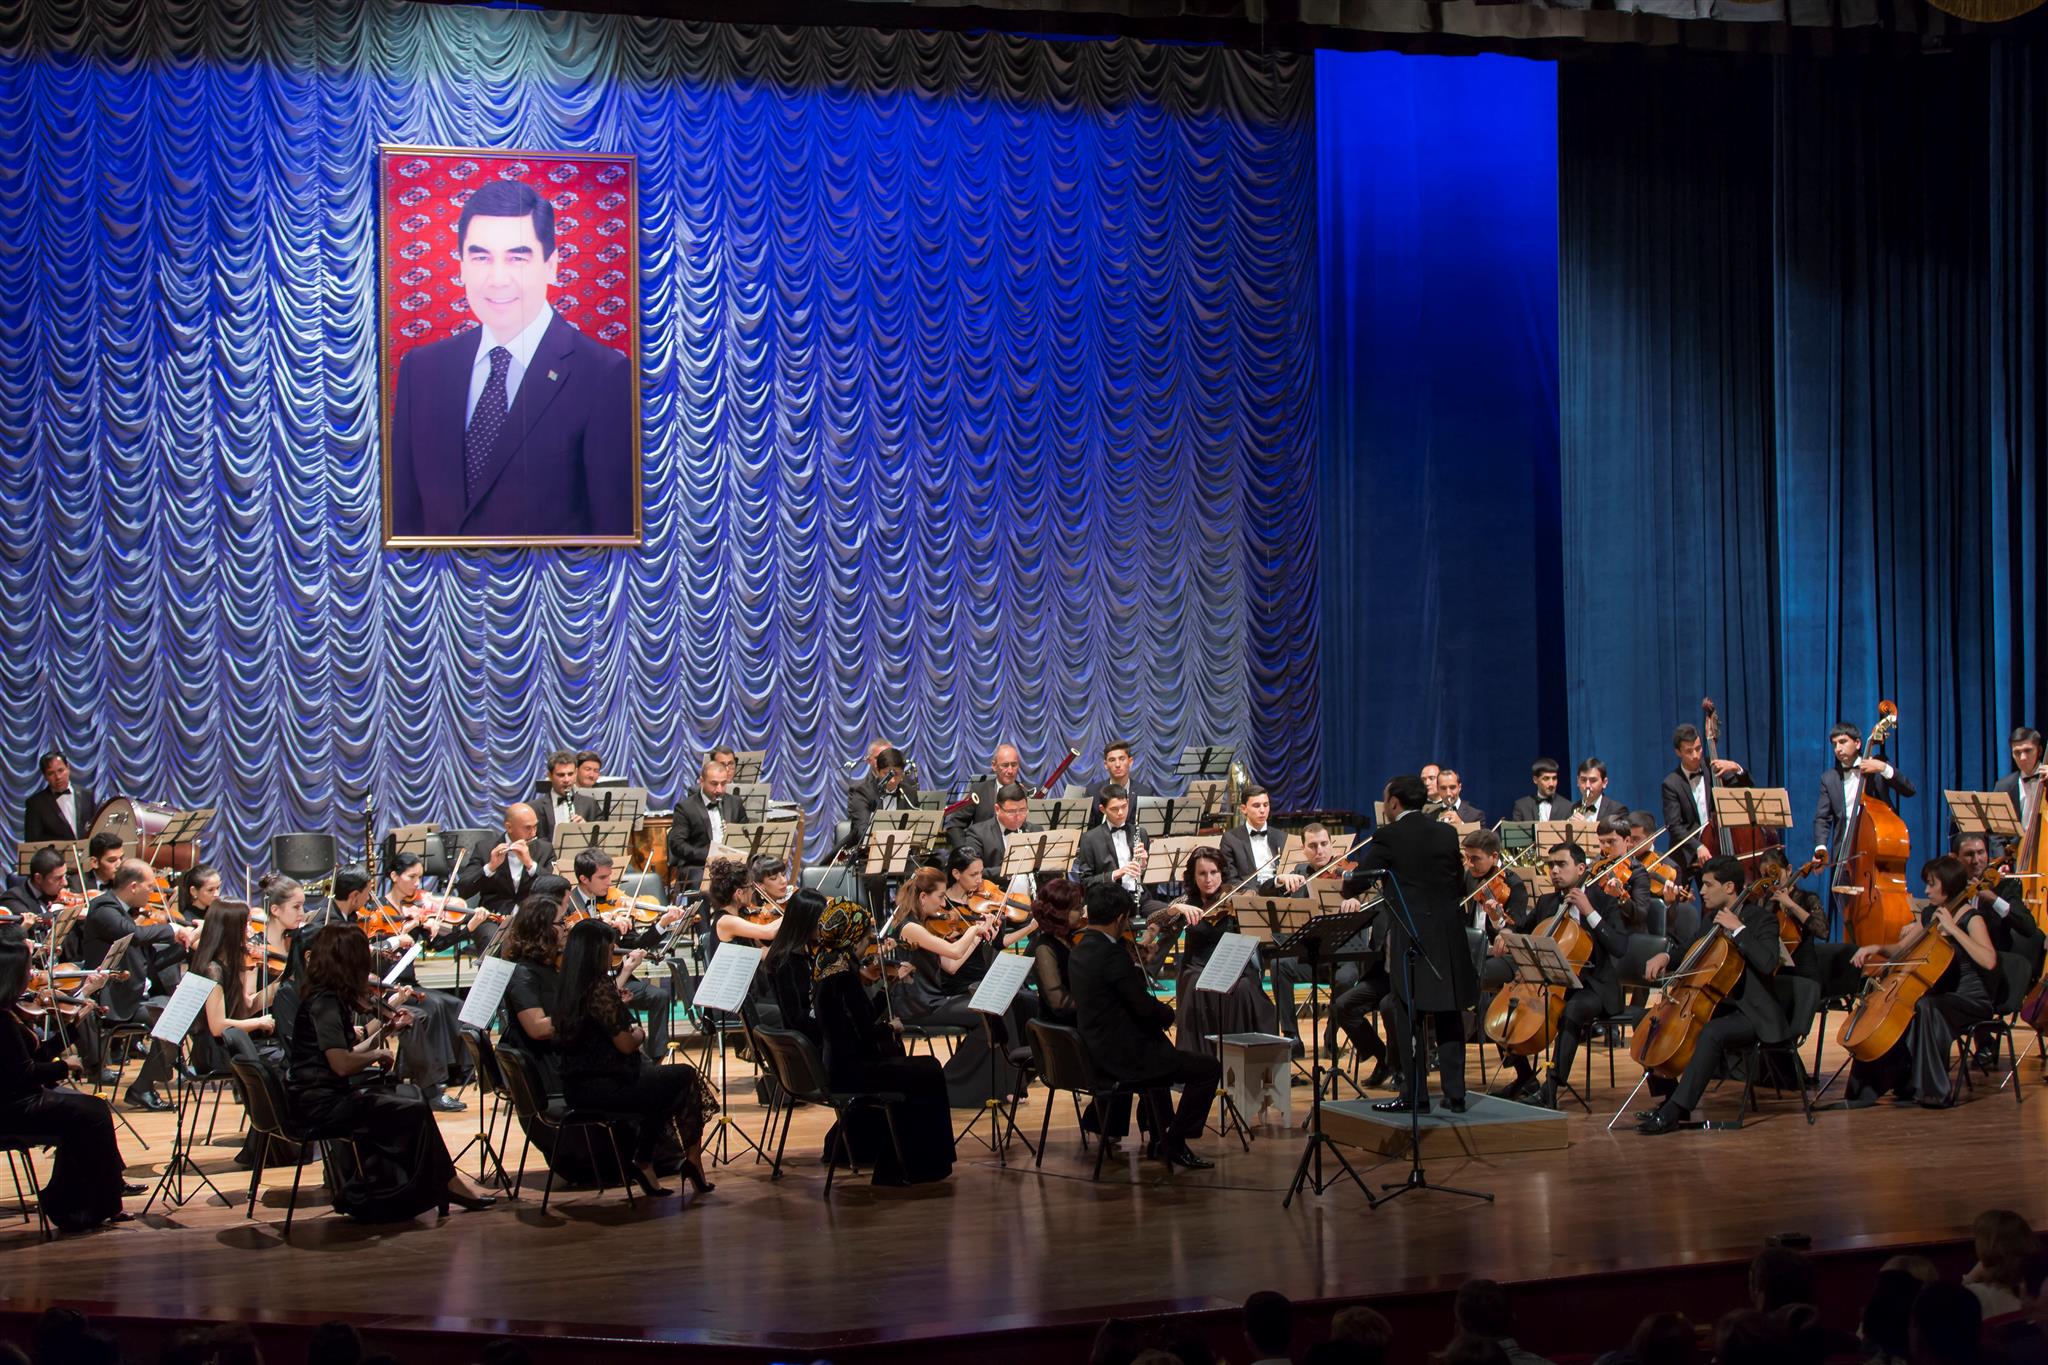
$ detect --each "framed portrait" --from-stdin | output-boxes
[377,145,642,548]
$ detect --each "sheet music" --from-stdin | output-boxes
[969,952,1033,1016]
[380,941,422,985]
[1194,931,1261,994]
[152,971,219,1045]
[458,956,517,1029]
[694,942,764,1014]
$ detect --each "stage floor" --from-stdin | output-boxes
[5,1032,2045,1359]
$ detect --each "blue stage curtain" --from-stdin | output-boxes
[0,2,1320,870]
[1315,51,1563,822]
[1560,50,2048,867]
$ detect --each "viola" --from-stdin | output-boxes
[1471,871,1515,929]
[1641,857,1694,906]
[358,897,416,942]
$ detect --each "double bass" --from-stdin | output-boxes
[1699,697,1769,862]
[1829,701,1915,948]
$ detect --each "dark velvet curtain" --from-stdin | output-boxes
[1317,51,1564,821]
[1559,47,2048,868]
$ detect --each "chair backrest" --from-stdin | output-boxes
[460,1027,506,1099]
[491,1045,548,1121]
[1995,951,2034,1014]
[753,1026,831,1100]
[227,1057,292,1138]
[1027,1018,1102,1093]
[270,833,337,882]
[1617,934,1668,991]
[1641,902,1668,941]
[799,862,860,902]
[1774,972,1825,1039]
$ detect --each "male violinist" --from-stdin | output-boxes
[1086,741,1156,829]
[0,847,70,944]
[1501,842,1632,1111]
[22,751,96,844]
[1219,786,1285,892]
[1469,830,1542,1101]
[83,833,125,896]
[1660,723,1748,879]
[1509,759,1569,824]
[77,858,199,1110]
[1954,832,2043,981]
[1634,856,1792,1134]
[1595,818,1661,932]
[1267,823,1366,1061]
[1813,722,1915,863]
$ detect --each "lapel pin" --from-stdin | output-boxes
[548,370,559,382]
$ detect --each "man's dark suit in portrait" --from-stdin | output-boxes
[387,178,633,541]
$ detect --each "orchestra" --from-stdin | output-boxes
[4,698,2046,1236]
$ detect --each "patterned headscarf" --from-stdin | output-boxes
[811,898,874,984]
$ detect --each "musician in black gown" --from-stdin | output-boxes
[552,919,716,1198]
[1845,856,2001,1109]
[285,927,494,1221]
[766,891,955,1185]
[894,861,1031,1109]
[0,940,133,1233]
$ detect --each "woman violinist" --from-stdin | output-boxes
[550,918,716,1198]
[0,939,135,1233]
[895,861,1029,1109]
[177,863,224,923]
[764,892,955,1185]
[284,926,495,1221]
[182,899,277,1080]
[384,852,484,950]
[944,849,1036,953]
[334,868,466,1113]
[1846,855,2001,1108]
[1154,847,1277,1062]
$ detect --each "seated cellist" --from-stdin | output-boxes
[1490,842,1631,1110]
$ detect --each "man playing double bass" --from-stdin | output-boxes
[1813,722,1915,863]
[1660,723,1747,881]
[1633,856,1792,1134]
[1345,775,1474,1115]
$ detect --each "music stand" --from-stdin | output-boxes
[556,820,636,859]
[1000,829,1081,883]
[144,807,214,867]
[1279,904,1380,1207]
[1137,798,1212,840]
[729,750,766,784]
[1141,836,1208,888]
[597,786,649,825]
[1946,790,2023,848]
[1175,745,1236,779]
[1710,787,1793,860]
[700,821,800,892]
[1353,866,1493,1208]
[16,839,86,878]
[1184,778,1230,812]
[863,814,936,879]
[1028,796,1092,830]
[1497,822,1538,859]
[1536,820,1601,858]
[1496,931,1587,1112]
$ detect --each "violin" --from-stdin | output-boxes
[1640,857,1694,906]
[967,879,1034,927]
[1599,858,1636,901]
[1471,871,1515,929]
[923,903,997,944]
[358,897,417,942]
[17,964,127,1021]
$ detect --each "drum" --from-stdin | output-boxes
[89,797,197,871]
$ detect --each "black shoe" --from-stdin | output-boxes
[1360,1058,1391,1090]
[447,1189,497,1212]
[1636,1108,1682,1135]
[1536,1078,1558,1111]
[1158,1141,1214,1170]
[124,1086,170,1113]
[680,1160,715,1195]
[1441,1095,1468,1114]
[1371,1096,1429,1114]
[120,1181,146,1197]
[1491,1075,1538,1102]
[426,1092,466,1113]
[633,1167,674,1198]
[97,1068,122,1087]
[1288,1038,1306,1061]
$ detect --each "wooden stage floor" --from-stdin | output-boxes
[5,1033,2046,1360]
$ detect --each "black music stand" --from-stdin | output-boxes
[1175,745,1236,780]
[1137,798,1211,840]
[1356,866,1493,1208]
[1279,905,1380,1208]
[1028,796,1093,830]
[1496,932,1589,1114]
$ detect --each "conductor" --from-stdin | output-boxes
[1346,774,1475,1114]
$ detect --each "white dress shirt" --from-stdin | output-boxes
[464,304,555,424]
[55,789,75,832]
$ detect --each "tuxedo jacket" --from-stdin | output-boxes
[388,312,633,540]
[1069,929,1181,1081]
[961,818,1040,876]
[1508,793,1572,825]
[1812,763,1915,854]
[666,790,745,886]
[1342,812,1475,1012]
[1991,771,2047,856]
[23,784,96,843]
[1662,900,1792,1044]
[74,893,179,1022]
[532,791,600,845]
[845,773,923,849]
[1660,765,1751,873]
[1219,825,1286,891]
[1071,822,1148,890]
[457,835,556,918]
[1085,777,1157,829]
[945,776,1003,835]
[1529,889,1635,1015]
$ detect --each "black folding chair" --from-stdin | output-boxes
[493,1046,638,1212]
[751,1026,905,1199]
[227,1057,363,1238]
[1026,1019,1150,1182]
[0,1135,52,1240]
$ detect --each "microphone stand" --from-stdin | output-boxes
[1356,863,1493,1208]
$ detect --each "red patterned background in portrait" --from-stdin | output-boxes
[379,148,637,374]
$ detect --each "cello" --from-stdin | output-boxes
[1836,854,2006,1062]
[1829,701,1915,948]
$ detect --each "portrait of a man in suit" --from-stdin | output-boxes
[384,171,637,544]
